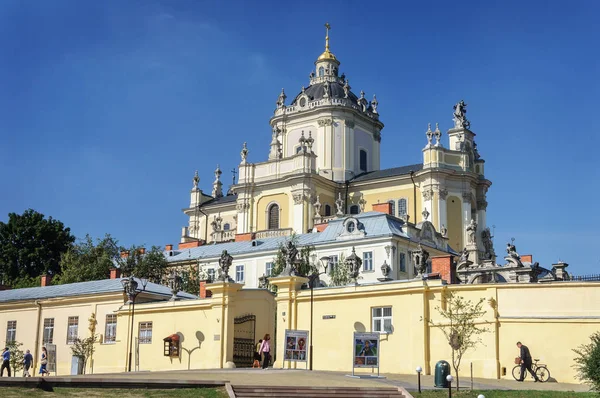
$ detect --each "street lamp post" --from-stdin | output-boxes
[121,275,148,372]
[446,374,454,398]
[308,256,330,371]
[416,366,422,393]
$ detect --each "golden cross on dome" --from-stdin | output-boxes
[324,22,331,51]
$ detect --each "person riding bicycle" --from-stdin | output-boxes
[517,341,540,382]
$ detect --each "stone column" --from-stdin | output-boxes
[421,187,434,223]
[461,192,472,248]
[436,188,448,233]
[206,281,243,368]
[292,192,305,234]
[268,276,308,369]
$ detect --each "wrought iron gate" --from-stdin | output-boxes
[233,314,256,368]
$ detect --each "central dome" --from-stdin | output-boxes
[291,81,359,106]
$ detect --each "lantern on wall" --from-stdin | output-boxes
[163,334,180,357]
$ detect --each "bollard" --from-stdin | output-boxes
[416,366,422,393]
[446,374,454,398]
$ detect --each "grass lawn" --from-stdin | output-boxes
[0,388,228,398]
[409,391,596,397]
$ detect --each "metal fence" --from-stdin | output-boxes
[571,274,600,282]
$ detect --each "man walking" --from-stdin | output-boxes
[1,347,10,377]
[517,341,539,382]
[23,349,33,377]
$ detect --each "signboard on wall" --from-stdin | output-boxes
[352,332,380,369]
[283,329,308,362]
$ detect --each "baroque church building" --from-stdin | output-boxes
[171,24,497,286]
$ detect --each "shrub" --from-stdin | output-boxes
[573,331,600,392]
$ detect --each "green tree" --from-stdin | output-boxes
[70,313,98,375]
[270,238,316,278]
[0,209,75,287]
[427,291,489,391]
[180,264,200,296]
[573,331,600,392]
[55,234,120,285]
[329,253,350,286]
[117,245,167,283]
[7,341,24,376]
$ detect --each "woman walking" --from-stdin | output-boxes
[39,347,49,376]
[259,334,271,370]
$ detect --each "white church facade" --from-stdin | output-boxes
[168,24,496,287]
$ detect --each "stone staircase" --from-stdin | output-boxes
[230,385,409,398]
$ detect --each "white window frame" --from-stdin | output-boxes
[43,318,54,344]
[104,314,117,344]
[66,316,79,344]
[388,200,396,216]
[398,198,408,217]
[329,255,339,276]
[236,265,245,283]
[207,268,216,282]
[266,202,280,230]
[6,321,16,344]
[139,322,152,344]
[399,252,406,273]
[363,251,373,272]
[265,262,274,277]
[372,306,393,334]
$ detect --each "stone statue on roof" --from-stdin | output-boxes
[453,100,470,129]
[217,250,233,282]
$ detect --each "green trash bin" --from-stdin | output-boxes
[434,360,451,388]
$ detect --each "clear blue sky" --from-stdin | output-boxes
[1,0,598,274]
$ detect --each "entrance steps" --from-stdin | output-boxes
[231,385,408,398]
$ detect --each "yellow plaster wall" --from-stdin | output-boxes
[255,193,290,231]
[271,278,600,383]
[446,195,462,250]
[360,186,422,222]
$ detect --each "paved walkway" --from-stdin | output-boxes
[82,368,590,393]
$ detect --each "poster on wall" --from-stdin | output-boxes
[353,332,380,369]
[283,329,308,362]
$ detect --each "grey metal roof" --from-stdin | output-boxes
[0,278,197,304]
[291,81,359,106]
[167,212,412,263]
[201,194,238,207]
[350,164,423,182]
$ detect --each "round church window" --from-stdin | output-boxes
[347,222,355,233]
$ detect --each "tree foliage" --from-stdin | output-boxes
[329,253,350,287]
[55,234,120,285]
[117,245,167,283]
[180,264,200,296]
[70,313,98,374]
[0,209,75,287]
[427,291,489,390]
[270,235,316,278]
[573,331,600,392]
[7,340,24,376]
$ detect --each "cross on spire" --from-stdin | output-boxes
[231,168,237,186]
[324,22,331,51]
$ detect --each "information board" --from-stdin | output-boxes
[283,329,308,362]
[353,332,380,369]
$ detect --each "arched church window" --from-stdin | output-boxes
[398,198,407,217]
[318,67,324,77]
[223,223,230,231]
[268,204,280,230]
[324,204,332,217]
[359,150,368,172]
[350,205,359,215]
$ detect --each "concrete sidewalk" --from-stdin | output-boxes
[80,368,590,393]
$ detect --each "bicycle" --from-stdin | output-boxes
[512,358,550,382]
